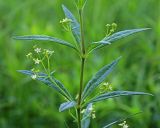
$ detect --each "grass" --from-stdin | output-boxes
[0,0,159,127]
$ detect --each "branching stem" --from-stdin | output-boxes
[77,8,86,128]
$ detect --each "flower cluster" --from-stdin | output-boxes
[118,121,129,128]
[81,105,96,119]
[99,82,113,93]
[106,23,117,36]
[60,18,72,31]
[26,45,54,80]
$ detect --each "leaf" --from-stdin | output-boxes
[18,70,73,100]
[53,78,73,100]
[62,5,81,44]
[13,35,78,51]
[82,57,121,101]
[102,112,142,128]
[59,101,77,112]
[81,103,93,128]
[90,28,150,53]
[89,91,153,103]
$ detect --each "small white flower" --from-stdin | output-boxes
[34,48,41,53]
[118,121,129,128]
[31,74,37,80]
[103,82,109,86]
[108,85,113,91]
[123,124,129,128]
[31,68,35,72]
[60,18,72,24]
[33,58,41,64]
[81,109,86,114]
[92,113,96,119]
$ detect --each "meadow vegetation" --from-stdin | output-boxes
[0,0,159,128]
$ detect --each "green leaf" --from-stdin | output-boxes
[89,91,153,103]
[13,35,78,51]
[62,5,81,44]
[90,28,150,53]
[81,103,92,128]
[59,101,77,112]
[82,57,121,101]
[102,112,142,128]
[18,70,73,100]
[53,78,73,100]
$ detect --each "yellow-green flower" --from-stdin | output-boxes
[31,74,37,80]
[33,58,41,64]
[26,52,32,58]
[118,121,129,128]
[60,18,72,24]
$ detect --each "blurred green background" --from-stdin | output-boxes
[0,0,160,127]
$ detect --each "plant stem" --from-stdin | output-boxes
[77,8,85,128]
[79,10,85,55]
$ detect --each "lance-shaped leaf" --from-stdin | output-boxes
[53,78,73,100]
[13,35,78,51]
[18,70,73,100]
[90,28,150,52]
[62,5,81,44]
[81,103,93,128]
[59,101,77,112]
[82,57,121,101]
[89,91,153,103]
[102,112,142,128]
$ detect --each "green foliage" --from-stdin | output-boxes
[15,2,152,128]
[13,35,78,51]
[59,101,77,112]
[89,91,153,103]
[82,57,121,101]
[102,112,142,128]
[13,1,154,128]
[81,103,93,128]
[89,28,150,53]
[1,0,158,127]
[62,5,81,45]
[18,70,73,100]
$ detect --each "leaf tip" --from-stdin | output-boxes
[62,4,66,10]
[148,93,154,96]
[115,56,122,63]
[17,70,23,73]
[142,28,152,31]
[59,108,62,112]
[12,36,18,40]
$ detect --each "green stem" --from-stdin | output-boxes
[79,10,85,55]
[77,8,85,128]
[46,54,50,74]
[77,58,85,128]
